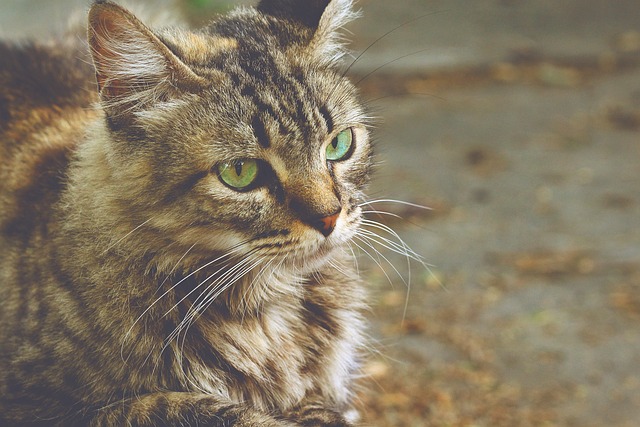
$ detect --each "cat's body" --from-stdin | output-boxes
[0,1,372,425]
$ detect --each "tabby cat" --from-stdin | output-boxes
[0,0,376,425]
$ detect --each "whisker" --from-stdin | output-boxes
[360,220,425,264]
[101,218,152,255]
[357,198,441,324]
[354,48,433,87]
[359,199,432,211]
[358,230,411,325]
[239,256,280,319]
[354,234,408,287]
[361,209,403,220]
[341,10,445,78]
[361,215,446,293]
[161,249,254,319]
[199,256,266,317]
[347,243,361,277]
[326,257,352,278]
[177,253,263,334]
[171,255,266,362]
[120,241,249,363]
[241,257,286,322]
[366,92,446,104]
[151,254,262,380]
[358,227,413,274]
[172,257,257,341]
[351,237,399,288]
[250,254,293,319]
[154,243,197,295]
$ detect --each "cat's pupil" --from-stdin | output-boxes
[235,162,243,176]
[332,139,339,149]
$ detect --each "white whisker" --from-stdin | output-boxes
[326,257,352,278]
[361,209,403,220]
[190,255,264,320]
[121,241,248,364]
[239,256,280,320]
[354,235,408,287]
[358,225,414,287]
[347,243,360,277]
[171,255,266,365]
[154,243,197,294]
[101,218,152,256]
[150,254,262,382]
[359,199,432,211]
[351,237,396,288]
[162,251,248,319]
[356,197,442,325]
[175,253,263,337]
[360,220,425,265]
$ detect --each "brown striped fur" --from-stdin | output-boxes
[0,0,373,426]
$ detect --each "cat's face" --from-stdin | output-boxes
[88,0,371,271]
[140,52,372,270]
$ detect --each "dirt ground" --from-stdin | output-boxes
[346,2,640,426]
[1,1,640,426]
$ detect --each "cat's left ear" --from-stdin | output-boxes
[257,0,357,62]
[88,1,207,116]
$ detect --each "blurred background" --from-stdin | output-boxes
[2,1,640,426]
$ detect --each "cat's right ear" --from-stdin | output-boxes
[257,0,357,64]
[88,1,207,116]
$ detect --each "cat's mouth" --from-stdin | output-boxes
[247,208,361,270]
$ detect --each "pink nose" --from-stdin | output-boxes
[316,211,340,237]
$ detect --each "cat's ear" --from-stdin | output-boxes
[257,0,357,62]
[88,1,207,115]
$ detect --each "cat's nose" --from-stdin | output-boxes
[314,209,341,237]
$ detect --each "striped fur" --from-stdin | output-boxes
[0,0,372,426]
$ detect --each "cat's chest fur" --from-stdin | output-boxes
[183,289,363,410]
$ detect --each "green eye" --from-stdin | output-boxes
[217,159,259,190]
[326,128,354,161]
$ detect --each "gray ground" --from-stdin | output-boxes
[2,1,639,426]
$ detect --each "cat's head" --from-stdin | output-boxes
[86,0,371,276]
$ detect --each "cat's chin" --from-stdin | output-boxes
[294,244,339,273]
[280,227,357,275]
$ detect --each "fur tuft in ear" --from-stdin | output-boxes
[88,1,206,115]
[258,0,358,63]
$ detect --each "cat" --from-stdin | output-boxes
[0,0,375,425]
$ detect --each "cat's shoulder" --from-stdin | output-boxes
[0,40,96,127]
[0,39,98,218]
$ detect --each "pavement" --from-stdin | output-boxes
[2,1,640,426]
